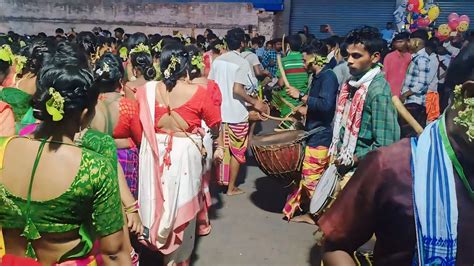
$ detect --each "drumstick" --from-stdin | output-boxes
[392,96,424,135]
[282,34,286,57]
[261,112,294,122]
[277,54,291,88]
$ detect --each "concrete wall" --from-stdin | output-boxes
[0,0,275,39]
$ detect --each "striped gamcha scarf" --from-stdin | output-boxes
[411,116,458,265]
[328,67,381,165]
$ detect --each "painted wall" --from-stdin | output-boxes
[0,0,275,38]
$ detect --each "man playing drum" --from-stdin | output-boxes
[274,35,308,128]
[283,41,339,224]
[209,28,268,195]
[318,44,474,265]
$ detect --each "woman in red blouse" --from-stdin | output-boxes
[185,45,222,236]
[136,42,221,266]
[90,54,143,265]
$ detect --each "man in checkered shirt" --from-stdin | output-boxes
[400,30,431,138]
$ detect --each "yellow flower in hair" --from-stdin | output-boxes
[163,55,181,79]
[152,40,163,54]
[14,55,27,74]
[130,43,151,55]
[119,47,128,60]
[215,39,228,51]
[46,87,65,122]
[453,84,474,141]
[0,44,14,64]
[191,55,205,70]
[314,55,328,67]
[96,62,110,76]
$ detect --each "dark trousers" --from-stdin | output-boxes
[399,103,427,138]
[438,83,451,113]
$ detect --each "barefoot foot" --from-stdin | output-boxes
[227,187,245,196]
[289,214,315,225]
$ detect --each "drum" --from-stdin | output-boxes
[250,129,306,180]
[309,164,353,217]
[309,164,341,216]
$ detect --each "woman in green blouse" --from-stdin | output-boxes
[0,45,130,265]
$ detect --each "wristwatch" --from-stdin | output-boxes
[298,92,305,101]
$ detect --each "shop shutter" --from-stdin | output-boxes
[290,0,396,38]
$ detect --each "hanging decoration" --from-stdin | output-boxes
[436,13,470,41]
[394,0,441,33]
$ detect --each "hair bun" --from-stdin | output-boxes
[144,66,157,81]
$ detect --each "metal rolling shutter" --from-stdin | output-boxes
[290,0,396,38]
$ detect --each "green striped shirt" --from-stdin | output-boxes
[275,51,308,117]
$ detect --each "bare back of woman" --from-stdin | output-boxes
[92,93,122,136]
[124,78,147,99]
[15,75,37,95]
[0,138,83,265]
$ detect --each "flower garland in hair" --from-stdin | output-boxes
[152,40,163,54]
[191,54,205,71]
[215,39,227,51]
[306,54,328,68]
[46,87,65,122]
[119,47,128,61]
[130,43,151,55]
[14,55,27,74]
[314,55,328,67]
[95,62,110,76]
[0,44,14,64]
[163,54,180,79]
[185,37,192,46]
[453,84,474,141]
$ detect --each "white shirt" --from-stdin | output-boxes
[209,51,251,123]
[443,42,460,58]
[240,51,260,93]
[428,53,439,92]
[437,54,451,84]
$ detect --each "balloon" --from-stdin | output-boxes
[449,19,460,31]
[457,21,470,32]
[427,5,440,21]
[438,24,451,37]
[460,15,470,23]
[418,17,431,28]
[448,13,459,21]
[418,0,425,13]
[435,30,448,42]
[407,0,419,12]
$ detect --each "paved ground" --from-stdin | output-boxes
[191,121,321,266]
[139,121,322,266]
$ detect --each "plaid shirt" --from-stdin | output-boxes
[340,73,401,160]
[401,48,431,106]
[262,49,278,77]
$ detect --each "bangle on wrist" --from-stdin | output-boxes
[124,200,139,213]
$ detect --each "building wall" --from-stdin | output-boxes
[0,0,275,38]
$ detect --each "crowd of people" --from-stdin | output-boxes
[0,20,472,265]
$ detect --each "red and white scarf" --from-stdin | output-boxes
[328,67,381,165]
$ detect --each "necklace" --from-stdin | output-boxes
[439,115,474,201]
